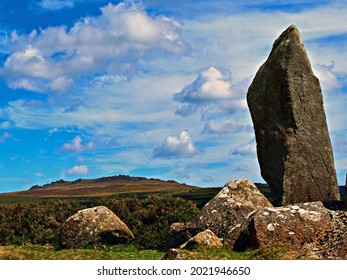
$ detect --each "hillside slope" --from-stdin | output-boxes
[0,175,201,199]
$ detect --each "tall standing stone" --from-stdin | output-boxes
[247,25,340,205]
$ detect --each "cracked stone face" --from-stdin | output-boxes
[233,201,336,253]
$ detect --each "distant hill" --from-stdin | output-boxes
[0,175,201,199]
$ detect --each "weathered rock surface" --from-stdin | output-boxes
[247,24,340,205]
[61,206,134,249]
[162,248,190,260]
[311,210,347,260]
[234,201,346,259]
[179,229,222,250]
[188,179,273,249]
[166,222,197,249]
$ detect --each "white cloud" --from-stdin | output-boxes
[3,44,72,92]
[181,3,347,82]
[173,66,246,117]
[0,121,12,129]
[230,138,256,156]
[66,165,89,176]
[313,63,341,93]
[0,74,183,132]
[203,119,244,135]
[60,135,94,152]
[91,75,127,87]
[153,130,199,158]
[1,2,188,93]
[4,45,56,78]
[0,132,12,143]
[9,78,43,92]
[174,67,232,103]
[49,76,73,92]
[36,0,74,11]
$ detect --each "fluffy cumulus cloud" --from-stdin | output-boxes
[60,135,94,152]
[0,132,12,143]
[173,66,247,117]
[174,66,232,103]
[153,130,199,159]
[203,118,244,135]
[1,2,187,93]
[66,165,89,176]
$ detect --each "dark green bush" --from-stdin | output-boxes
[94,195,199,250]
[0,200,81,246]
[0,195,199,251]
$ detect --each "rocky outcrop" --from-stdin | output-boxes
[233,201,346,259]
[247,24,340,205]
[188,179,273,249]
[179,229,222,250]
[61,206,134,249]
[165,177,345,259]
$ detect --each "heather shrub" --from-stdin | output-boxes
[0,200,81,246]
[94,195,199,250]
[0,196,199,250]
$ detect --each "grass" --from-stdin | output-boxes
[164,246,255,260]
[0,243,295,260]
[0,244,163,260]
[0,244,253,260]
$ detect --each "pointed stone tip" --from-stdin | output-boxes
[279,24,301,38]
[287,24,298,31]
[283,24,301,37]
[271,24,303,53]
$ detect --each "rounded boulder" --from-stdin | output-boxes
[61,206,134,249]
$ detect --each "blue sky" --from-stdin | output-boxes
[1,0,347,193]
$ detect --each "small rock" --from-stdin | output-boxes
[179,229,222,250]
[162,248,189,260]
